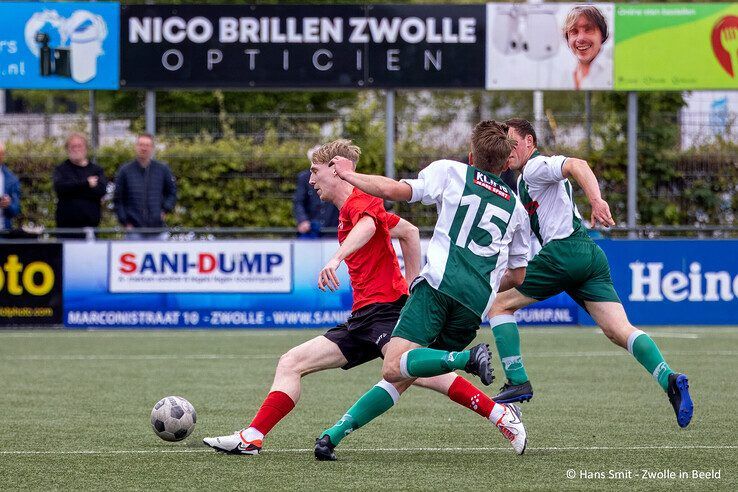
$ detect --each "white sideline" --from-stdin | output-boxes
[2,350,737,361]
[0,354,280,361]
[3,327,738,339]
[1,445,736,456]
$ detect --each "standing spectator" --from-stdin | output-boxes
[293,145,339,238]
[0,142,21,234]
[114,134,177,239]
[53,133,107,239]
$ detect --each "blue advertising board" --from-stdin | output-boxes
[62,240,577,329]
[582,239,738,325]
[63,240,352,329]
[0,2,119,89]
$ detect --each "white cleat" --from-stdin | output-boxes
[492,404,527,455]
[202,429,262,455]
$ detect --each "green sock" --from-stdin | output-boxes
[628,330,673,392]
[322,380,398,446]
[400,348,470,378]
[490,315,529,385]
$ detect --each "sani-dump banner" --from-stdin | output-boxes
[62,240,576,329]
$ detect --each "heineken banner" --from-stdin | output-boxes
[120,4,485,88]
[615,3,738,90]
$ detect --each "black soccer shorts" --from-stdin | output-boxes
[323,295,407,370]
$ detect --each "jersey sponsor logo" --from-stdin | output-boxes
[524,200,539,216]
[473,171,510,200]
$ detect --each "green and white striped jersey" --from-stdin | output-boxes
[402,160,530,317]
[517,151,584,246]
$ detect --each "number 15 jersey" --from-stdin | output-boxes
[402,160,530,317]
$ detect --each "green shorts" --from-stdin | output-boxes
[518,230,621,308]
[392,279,481,351]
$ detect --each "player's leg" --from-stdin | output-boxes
[577,242,692,427]
[488,288,538,402]
[316,298,422,460]
[585,300,693,428]
[204,334,347,454]
[316,371,415,460]
[413,373,527,454]
[489,245,566,403]
[316,284,484,459]
[315,335,418,460]
[386,281,493,384]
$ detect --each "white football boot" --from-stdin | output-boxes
[492,403,527,455]
[203,429,262,455]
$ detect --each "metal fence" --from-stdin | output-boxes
[0,112,345,145]
[1,106,736,233]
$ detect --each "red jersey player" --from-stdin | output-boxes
[203,139,525,456]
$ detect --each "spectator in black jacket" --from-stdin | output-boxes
[293,145,339,238]
[53,133,107,239]
[114,134,177,239]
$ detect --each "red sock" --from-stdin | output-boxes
[249,391,296,436]
[447,376,495,419]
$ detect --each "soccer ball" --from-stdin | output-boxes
[150,396,197,442]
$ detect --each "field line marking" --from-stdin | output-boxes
[0,354,280,361]
[2,327,737,339]
[2,350,737,361]
[2,445,737,455]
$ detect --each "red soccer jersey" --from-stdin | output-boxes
[338,188,408,312]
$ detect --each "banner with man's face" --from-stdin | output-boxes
[486,3,615,90]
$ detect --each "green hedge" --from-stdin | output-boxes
[3,102,438,229]
[4,106,737,230]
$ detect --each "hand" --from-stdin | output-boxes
[329,156,354,179]
[161,211,167,221]
[297,220,311,234]
[125,224,134,231]
[317,257,341,292]
[0,195,9,209]
[87,176,99,188]
[590,198,615,227]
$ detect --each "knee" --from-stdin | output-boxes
[600,326,618,344]
[277,349,303,375]
[600,323,634,348]
[381,358,404,384]
[489,297,515,318]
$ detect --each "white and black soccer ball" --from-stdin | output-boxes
[150,396,197,442]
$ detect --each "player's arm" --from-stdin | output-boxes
[318,215,376,292]
[390,217,421,283]
[331,156,412,202]
[498,267,527,293]
[562,158,615,227]
[498,201,531,293]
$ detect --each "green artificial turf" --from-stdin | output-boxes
[0,327,735,490]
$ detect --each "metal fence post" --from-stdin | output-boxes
[89,90,99,153]
[145,90,156,135]
[533,90,544,141]
[627,91,638,239]
[585,91,592,154]
[385,89,395,180]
